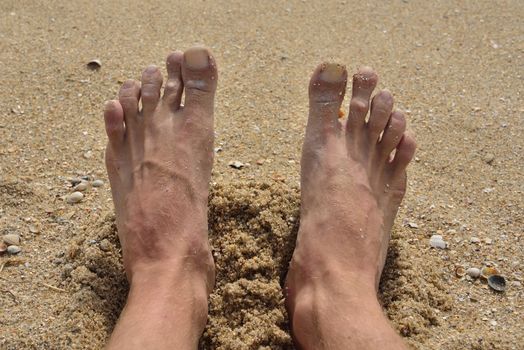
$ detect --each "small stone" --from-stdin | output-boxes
[0,242,7,254]
[228,161,244,169]
[3,234,20,246]
[92,179,104,188]
[7,245,21,254]
[483,153,495,164]
[466,267,481,278]
[489,320,498,326]
[406,222,418,228]
[74,182,89,191]
[99,239,110,252]
[67,192,84,204]
[83,151,93,159]
[484,238,493,244]
[429,235,447,249]
[470,237,481,243]
[29,225,39,234]
[256,159,265,165]
[483,187,495,193]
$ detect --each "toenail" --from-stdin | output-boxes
[185,48,210,69]
[319,63,346,83]
[145,65,158,73]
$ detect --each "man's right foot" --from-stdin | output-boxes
[285,64,416,349]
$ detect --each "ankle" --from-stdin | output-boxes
[288,288,406,350]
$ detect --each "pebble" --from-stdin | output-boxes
[99,239,110,252]
[466,267,481,278]
[7,245,21,254]
[0,242,7,254]
[74,182,89,191]
[67,191,84,204]
[92,179,104,187]
[483,153,495,164]
[470,236,481,243]
[3,234,20,246]
[228,161,244,169]
[83,151,93,159]
[429,235,447,249]
[406,222,419,228]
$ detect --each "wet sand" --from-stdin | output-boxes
[0,0,523,349]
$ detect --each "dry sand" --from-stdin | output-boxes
[1,0,523,349]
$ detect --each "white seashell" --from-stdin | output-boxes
[466,267,481,278]
[92,179,104,187]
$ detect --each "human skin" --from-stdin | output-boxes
[102,47,217,350]
[285,63,415,350]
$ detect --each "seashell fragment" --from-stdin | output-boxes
[455,266,466,277]
[87,59,102,70]
[481,266,498,279]
[487,275,506,292]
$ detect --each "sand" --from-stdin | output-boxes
[0,0,523,349]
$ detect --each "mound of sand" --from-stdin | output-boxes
[32,181,451,349]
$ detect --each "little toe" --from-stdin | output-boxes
[163,51,184,110]
[181,47,218,117]
[307,63,348,135]
[390,132,417,172]
[118,79,141,125]
[378,111,406,159]
[346,66,378,132]
[367,90,394,143]
[104,100,125,149]
[140,65,163,116]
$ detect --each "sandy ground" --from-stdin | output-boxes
[1,0,523,349]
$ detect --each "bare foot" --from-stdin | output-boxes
[103,47,217,349]
[285,64,416,349]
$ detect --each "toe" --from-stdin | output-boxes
[346,67,378,132]
[367,90,394,143]
[378,111,406,159]
[181,47,218,117]
[163,51,184,110]
[391,132,417,172]
[118,79,141,125]
[104,100,125,148]
[140,65,163,116]
[307,63,348,135]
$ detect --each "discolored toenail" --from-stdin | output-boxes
[185,48,210,70]
[319,63,346,83]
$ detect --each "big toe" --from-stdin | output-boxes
[307,63,348,135]
[181,47,218,116]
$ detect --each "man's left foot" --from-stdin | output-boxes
[103,47,217,349]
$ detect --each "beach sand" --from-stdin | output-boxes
[1,0,523,348]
